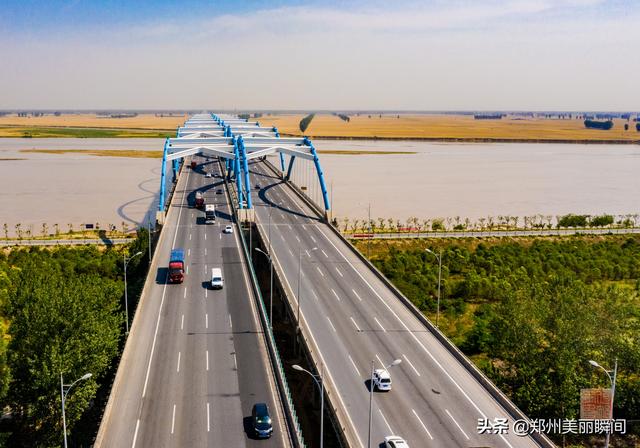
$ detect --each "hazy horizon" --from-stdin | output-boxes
[2,0,638,110]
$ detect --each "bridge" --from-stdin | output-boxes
[97,113,555,447]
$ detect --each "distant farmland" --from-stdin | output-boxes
[260,113,640,143]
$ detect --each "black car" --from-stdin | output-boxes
[216,189,223,194]
[252,403,273,438]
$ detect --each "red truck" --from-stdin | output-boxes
[169,249,185,283]
[195,191,204,209]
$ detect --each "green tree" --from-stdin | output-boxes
[6,255,122,446]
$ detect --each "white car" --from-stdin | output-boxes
[205,172,212,178]
[372,369,392,391]
[384,435,409,448]
[223,225,234,234]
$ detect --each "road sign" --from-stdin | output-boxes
[580,388,612,419]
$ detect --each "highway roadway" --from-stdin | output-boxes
[96,154,291,448]
[248,158,543,448]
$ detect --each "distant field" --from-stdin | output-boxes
[261,113,640,142]
[0,113,184,138]
[0,113,185,129]
[1,113,638,142]
[0,126,172,138]
[21,149,162,158]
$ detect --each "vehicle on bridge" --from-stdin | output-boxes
[190,160,197,169]
[168,249,185,283]
[251,403,273,438]
[205,204,216,224]
[384,435,409,448]
[210,268,224,289]
[194,191,204,209]
[373,368,393,391]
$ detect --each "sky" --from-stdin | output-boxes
[1,0,638,110]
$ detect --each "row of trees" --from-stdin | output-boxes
[0,229,150,446]
[584,119,614,130]
[299,113,315,133]
[4,221,140,239]
[338,213,639,234]
[363,236,640,445]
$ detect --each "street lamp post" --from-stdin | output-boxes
[368,358,401,448]
[124,251,143,334]
[147,217,152,265]
[425,248,443,328]
[588,359,618,448]
[61,372,92,448]
[293,364,324,448]
[254,247,274,329]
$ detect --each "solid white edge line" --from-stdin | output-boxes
[403,354,421,377]
[171,404,176,434]
[379,409,393,434]
[348,355,361,376]
[412,409,434,440]
[326,316,337,332]
[446,409,470,440]
[132,419,140,446]
[350,317,361,332]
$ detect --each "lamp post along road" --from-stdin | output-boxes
[255,248,274,328]
[425,248,443,328]
[368,358,401,448]
[61,372,92,448]
[123,251,143,334]
[589,359,618,448]
[293,364,324,448]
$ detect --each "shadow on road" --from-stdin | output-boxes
[155,267,168,284]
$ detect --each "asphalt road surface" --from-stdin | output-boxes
[96,155,291,448]
[248,159,544,448]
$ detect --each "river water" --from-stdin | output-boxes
[1,138,638,235]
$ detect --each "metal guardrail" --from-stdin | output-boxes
[345,228,640,239]
[220,161,305,448]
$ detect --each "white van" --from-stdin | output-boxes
[210,268,224,289]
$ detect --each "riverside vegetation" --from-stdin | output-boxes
[0,229,150,447]
[354,235,640,447]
